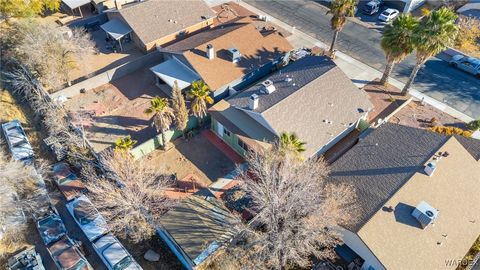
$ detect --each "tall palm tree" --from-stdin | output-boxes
[401,7,458,95]
[328,0,358,54]
[115,135,137,152]
[279,132,306,160]
[187,80,213,124]
[380,14,419,85]
[144,96,174,149]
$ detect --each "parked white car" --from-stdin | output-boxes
[378,8,399,22]
[92,234,142,270]
[66,195,109,242]
[449,54,480,78]
[1,120,34,163]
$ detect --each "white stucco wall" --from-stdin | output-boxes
[340,228,385,270]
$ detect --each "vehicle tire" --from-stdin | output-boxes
[450,63,457,68]
[476,73,480,79]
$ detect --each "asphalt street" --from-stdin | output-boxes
[245,0,480,119]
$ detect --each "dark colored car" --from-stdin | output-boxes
[52,162,87,201]
[47,236,93,270]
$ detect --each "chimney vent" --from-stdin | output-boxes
[424,161,436,176]
[412,201,439,229]
[207,44,214,60]
[249,94,259,110]
[262,80,275,94]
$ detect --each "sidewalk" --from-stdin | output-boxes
[236,0,475,123]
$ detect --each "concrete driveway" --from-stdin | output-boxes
[244,0,480,119]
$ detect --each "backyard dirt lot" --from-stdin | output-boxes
[145,134,236,185]
[63,68,166,152]
[68,29,144,84]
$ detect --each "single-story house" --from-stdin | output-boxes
[104,0,216,52]
[329,123,480,270]
[152,19,293,99]
[208,55,373,158]
[157,190,236,270]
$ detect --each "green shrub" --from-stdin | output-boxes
[467,119,480,131]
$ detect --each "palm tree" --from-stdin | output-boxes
[328,0,358,54]
[115,135,137,152]
[187,80,213,124]
[279,132,306,160]
[380,14,419,85]
[144,96,175,149]
[401,7,458,95]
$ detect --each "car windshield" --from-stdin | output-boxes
[73,200,98,225]
[113,256,132,270]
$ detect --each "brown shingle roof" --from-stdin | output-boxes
[119,0,215,45]
[182,23,293,90]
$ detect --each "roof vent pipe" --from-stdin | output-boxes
[207,44,214,60]
[249,94,259,110]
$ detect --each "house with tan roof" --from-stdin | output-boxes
[329,123,480,270]
[150,19,293,99]
[208,55,373,158]
[104,0,215,52]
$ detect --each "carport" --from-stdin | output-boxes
[62,0,91,17]
[150,58,200,96]
[100,19,133,52]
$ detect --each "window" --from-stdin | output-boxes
[223,128,231,137]
[238,139,248,152]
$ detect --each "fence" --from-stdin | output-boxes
[50,51,163,99]
[130,117,199,160]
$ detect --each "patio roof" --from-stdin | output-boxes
[150,58,200,90]
[62,0,90,10]
[100,19,133,41]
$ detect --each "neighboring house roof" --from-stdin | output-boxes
[357,136,480,270]
[119,0,215,45]
[330,123,480,233]
[162,20,249,53]
[62,0,90,10]
[214,55,372,157]
[172,22,293,90]
[159,191,236,266]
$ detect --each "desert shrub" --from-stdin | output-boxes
[429,126,472,137]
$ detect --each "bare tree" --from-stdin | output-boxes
[0,145,49,257]
[227,148,357,270]
[82,151,175,243]
[13,19,96,91]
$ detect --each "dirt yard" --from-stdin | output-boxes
[63,68,166,152]
[144,134,236,185]
[362,80,409,124]
[389,100,466,130]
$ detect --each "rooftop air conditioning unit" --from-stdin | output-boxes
[424,161,437,176]
[227,47,241,63]
[262,80,275,94]
[411,201,439,229]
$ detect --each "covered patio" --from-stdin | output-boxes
[150,58,200,97]
[62,0,92,17]
[100,19,133,52]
